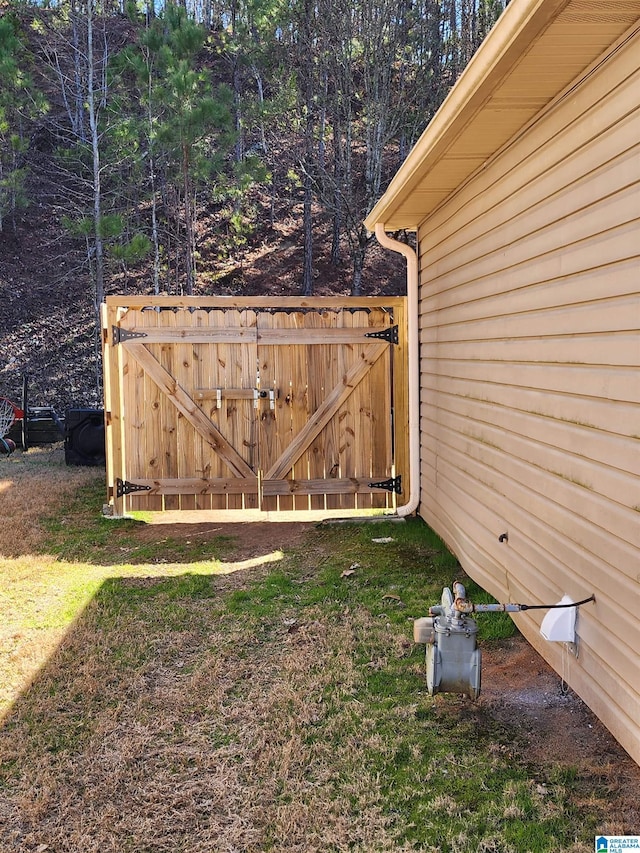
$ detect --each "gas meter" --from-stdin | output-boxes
[414,582,481,700]
[414,581,595,700]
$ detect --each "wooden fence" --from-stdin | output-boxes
[101,296,408,518]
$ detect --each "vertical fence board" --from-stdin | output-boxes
[176,320,196,511]
[258,311,278,512]
[306,310,328,511]
[192,309,212,511]
[352,308,371,510]
[124,306,158,512]
[223,309,247,510]
[210,309,232,509]
[289,313,311,511]
[102,304,125,516]
[337,310,355,511]
[374,307,394,509]
[271,311,295,512]
[241,310,259,509]
[323,311,341,511]
[159,308,179,511]
[139,306,164,511]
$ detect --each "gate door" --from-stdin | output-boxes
[102,296,408,518]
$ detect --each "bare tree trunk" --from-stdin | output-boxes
[203,0,212,28]
[48,0,85,141]
[71,1,85,141]
[330,110,343,266]
[86,0,104,310]
[148,79,160,294]
[302,167,313,295]
[231,0,243,163]
[233,58,243,162]
[330,191,341,265]
[182,143,194,294]
[252,64,268,154]
[299,0,315,296]
[351,234,366,297]
[317,65,328,170]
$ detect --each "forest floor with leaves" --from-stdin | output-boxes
[0,191,406,418]
[0,447,639,852]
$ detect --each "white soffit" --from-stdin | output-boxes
[365,0,640,232]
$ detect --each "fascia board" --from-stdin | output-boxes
[364,0,571,232]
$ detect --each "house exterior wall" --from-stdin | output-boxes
[417,26,640,762]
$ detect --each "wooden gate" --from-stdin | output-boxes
[101,296,408,518]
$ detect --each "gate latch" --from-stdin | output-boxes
[255,389,276,410]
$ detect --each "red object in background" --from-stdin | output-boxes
[0,397,23,422]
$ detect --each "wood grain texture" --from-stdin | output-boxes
[103,298,407,518]
[124,342,256,479]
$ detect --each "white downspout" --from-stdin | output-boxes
[374,223,420,517]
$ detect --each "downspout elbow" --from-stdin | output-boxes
[374,223,419,518]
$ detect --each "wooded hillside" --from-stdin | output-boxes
[0,0,504,414]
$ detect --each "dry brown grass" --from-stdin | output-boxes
[0,447,103,720]
[0,450,413,851]
[0,590,418,852]
[1,450,638,852]
[0,445,98,557]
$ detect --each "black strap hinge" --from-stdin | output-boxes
[365,324,399,345]
[112,326,148,346]
[116,478,152,498]
[368,475,402,494]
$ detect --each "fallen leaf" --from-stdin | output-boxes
[382,594,405,606]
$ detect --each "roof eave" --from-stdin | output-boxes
[364,0,571,232]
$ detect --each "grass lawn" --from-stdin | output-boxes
[0,449,633,851]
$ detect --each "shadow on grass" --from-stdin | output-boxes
[41,480,241,565]
[32,477,293,566]
[0,571,231,848]
[1,518,634,853]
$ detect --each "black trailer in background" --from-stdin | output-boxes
[5,375,105,466]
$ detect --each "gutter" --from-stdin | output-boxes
[374,223,420,518]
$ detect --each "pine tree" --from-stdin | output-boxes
[0,11,47,235]
[146,4,233,294]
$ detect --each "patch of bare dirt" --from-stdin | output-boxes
[129,520,315,562]
[479,636,640,833]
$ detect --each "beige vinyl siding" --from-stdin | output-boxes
[418,25,640,762]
